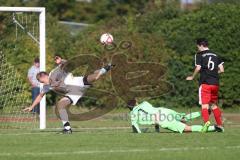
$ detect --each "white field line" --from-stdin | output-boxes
[0,132,53,136]
[0,145,240,156]
[1,124,240,136]
[46,127,131,130]
[0,127,131,135]
[0,127,131,136]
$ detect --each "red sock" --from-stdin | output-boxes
[212,107,223,126]
[201,108,209,123]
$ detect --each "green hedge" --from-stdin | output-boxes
[1,2,239,109]
[154,4,240,108]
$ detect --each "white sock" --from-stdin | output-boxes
[64,125,71,130]
[99,68,107,75]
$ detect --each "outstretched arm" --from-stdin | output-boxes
[186,65,201,81]
[23,93,45,112]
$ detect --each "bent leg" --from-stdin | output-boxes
[161,120,186,133]
[86,70,102,84]
[57,97,72,130]
[184,112,201,122]
[85,64,114,84]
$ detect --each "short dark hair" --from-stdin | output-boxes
[127,99,137,110]
[36,71,48,81]
[54,54,63,59]
[196,38,208,47]
[34,57,39,63]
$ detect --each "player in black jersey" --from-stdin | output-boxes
[186,38,224,132]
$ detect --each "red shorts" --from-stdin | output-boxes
[199,84,219,105]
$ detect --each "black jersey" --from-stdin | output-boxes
[195,50,224,85]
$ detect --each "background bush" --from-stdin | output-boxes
[0,1,239,109]
[154,4,240,108]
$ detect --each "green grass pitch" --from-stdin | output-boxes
[0,113,240,160]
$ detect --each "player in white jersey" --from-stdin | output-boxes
[24,60,114,134]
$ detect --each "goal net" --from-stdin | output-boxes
[0,7,46,129]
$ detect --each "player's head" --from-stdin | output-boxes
[127,99,137,111]
[54,54,63,65]
[196,38,209,51]
[36,71,49,84]
[34,57,40,68]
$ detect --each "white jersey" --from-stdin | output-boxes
[41,62,90,105]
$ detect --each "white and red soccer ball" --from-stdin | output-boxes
[100,33,113,45]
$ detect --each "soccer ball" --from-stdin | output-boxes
[100,33,113,45]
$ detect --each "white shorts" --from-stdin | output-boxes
[64,73,90,105]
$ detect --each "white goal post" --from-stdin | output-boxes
[0,7,46,129]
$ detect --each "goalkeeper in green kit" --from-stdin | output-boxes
[127,99,218,133]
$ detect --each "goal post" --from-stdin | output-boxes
[0,7,46,129]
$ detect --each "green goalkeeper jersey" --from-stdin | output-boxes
[130,101,184,133]
[130,101,160,133]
